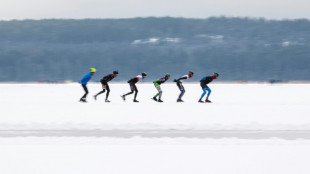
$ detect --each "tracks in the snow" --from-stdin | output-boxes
[0,129,310,140]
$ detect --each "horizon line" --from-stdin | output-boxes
[1,16,310,22]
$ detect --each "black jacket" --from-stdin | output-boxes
[200,76,213,84]
[100,74,115,83]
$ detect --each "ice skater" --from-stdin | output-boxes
[79,68,96,102]
[199,72,219,103]
[121,72,147,102]
[94,70,119,102]
[173,71,194,102]
[152,73,171,102]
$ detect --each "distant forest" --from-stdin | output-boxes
[0,17,309,82]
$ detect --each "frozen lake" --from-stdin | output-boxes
[0,83,310,174]
[1,83,309,127]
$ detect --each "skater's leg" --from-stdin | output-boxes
[134,85,138,100]
[124,91,133,96]
[153,84,163,102]
[95,82,106,97]
[159,90,163,99]
[177,82,185,100]
[124,84,135,96]
[154,85,162,98]
[179,90,185,99]
[201,88,207,99]
[199,82,207,101]
[95,89,105,96]
[81,85,88,100]
[206,87,211,98]
[106,84,110,100]
[154,90,162,98]
[154,91,161,97]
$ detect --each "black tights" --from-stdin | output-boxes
[95,84,110,99]
[124,83,138,100]
[81,85,88,99]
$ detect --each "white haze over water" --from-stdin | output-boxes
[0,0,310,20]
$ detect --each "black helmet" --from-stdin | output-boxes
[189,71,194,75]
[142,72,147,76]
[214,72,219,77]
[113,70,119,74]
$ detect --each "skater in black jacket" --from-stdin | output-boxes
[121,72,147,102]
[173,71,194,102]
[94,71,119,102]
[199,72,219,103]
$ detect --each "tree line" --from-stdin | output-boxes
[0,17,309,81]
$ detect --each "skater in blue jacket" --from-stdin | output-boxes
[79,68,96,102]
[199,72,219,103]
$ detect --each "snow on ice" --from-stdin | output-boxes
[0,83,310,174]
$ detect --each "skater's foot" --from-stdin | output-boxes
[205,99,212,103]
[158,99,163,102]
[105,99,111,102]
[121,95,126,101]
[152,97,157,101]
[80,98,87,102]
[177,99,184,102]
[133,99,139,102]
[198,99,204,103]
[94,95,97,100]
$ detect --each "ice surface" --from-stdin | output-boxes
[1,137,310,174]
[0,83,310,174]
[0,83,309,130]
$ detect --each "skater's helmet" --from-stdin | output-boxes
[165,73,171,77]
[188,71,194,77]
[142,72,147,77]
[113,70,119,74]
[213,72,219,79]
[90,68,96,73]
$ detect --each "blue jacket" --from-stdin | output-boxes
[80,72,93,85]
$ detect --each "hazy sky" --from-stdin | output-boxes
[0,0,309,20]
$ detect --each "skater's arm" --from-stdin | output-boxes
[103,74,113,81]
[103,75,109,81]
[175,76,187,82]
[128,76,140,83]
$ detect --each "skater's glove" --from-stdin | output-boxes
[173,79,177,82]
